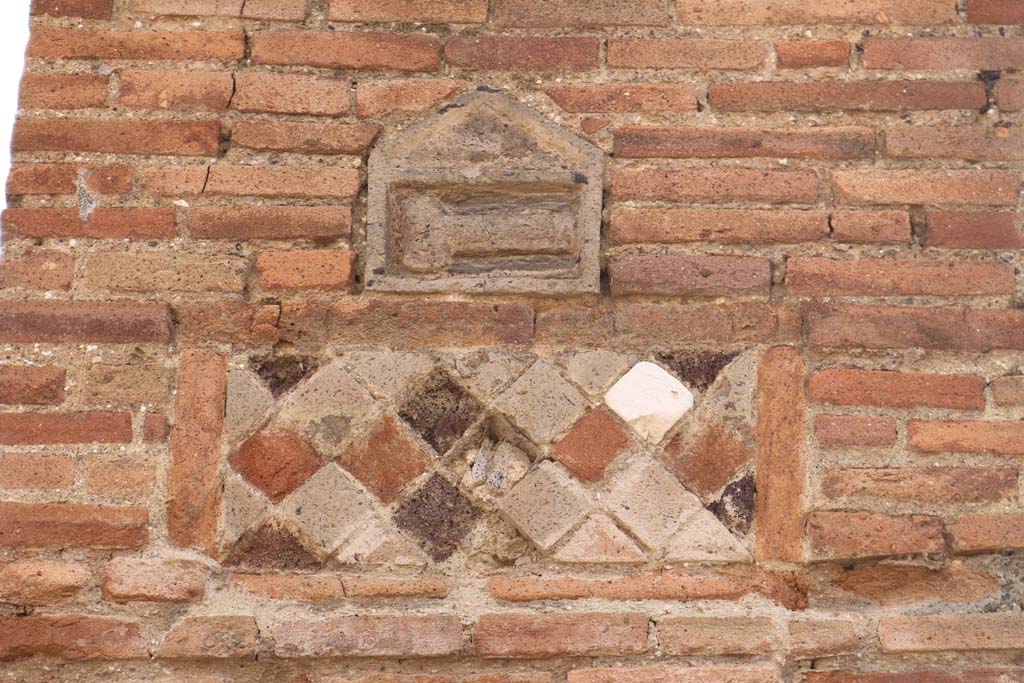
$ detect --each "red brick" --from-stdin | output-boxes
[256,250,354,290]
[755,347,805,563]
[281,300,533,347]
[880,613,1024,652]
[174,302,281,345]
[831,210,911,244]
[330,0,487,22]
[543,84,697,113]
[970,0,1024,23]
[270,615,463,657]
[446,36,600,71]
[205,165,361,199]
[7,163,133,196]
[337,415,432,503]
[814,415,897,448]
[864,37,1024,70]
[611,208,827,245]
[19,73,108,109]
[13,119,220,156]
[832,563,1000,605]
[0,411,132,445]
[806,672,1024,683]
[232,72,350,116]
[606,302,797,347]
[0,615,146,660]
[0,366,65,405]
[710,81,986,111]
[786,255,1011,296]
[909,420,1024,455]
[664,424,752,499]
[614,125,874,160]
[677,0,956,24]
[612,168,819,203]
[139,165,208,196]
[993,376,1024,406]
[158,615,258,659]
[0,301,171,344]
[834,170,1020,206]
[356,79,463,117]
[169,349,227,554]
[230,429,322,503]
[789,619,863,658]
[189,206,349,240]
[608,39,767,70]
[3,208,176,239]
[949,513,1024,553]
[0,253,74,290]
[569,667,781,683]
[253,30,440,71]
[28,28,244,61]
[101,558,206,603]
[475,613,648,658]
[887,125,1023,161]
[344,576,450,599]
[32,0,113,18]
[84,455,158,496]
[610,253,770,297]
[0,502,148,549]
[487,569,808,610]
[822,467,1018,503]
[118,69,233,111]
[776,40,849,68]
[552,408,630,482]
[232,121,379,155]
[658,617,777,655]
[494,0,667,26]
[231,572,346,601]
[130,0,243,15]
[807,511,945,560]
[925,210,1022,249]
[999,77,1024,110]
[0,453,75,490]
[0,559,90,605]
[808,369,987,410]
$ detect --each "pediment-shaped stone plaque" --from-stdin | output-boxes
[366,89,603,295]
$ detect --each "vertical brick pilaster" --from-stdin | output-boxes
[168,349,227,555]
[754,346,806,563]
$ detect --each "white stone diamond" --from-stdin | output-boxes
[604,361,694,443]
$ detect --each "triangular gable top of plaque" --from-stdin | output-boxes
[371,89,602,178]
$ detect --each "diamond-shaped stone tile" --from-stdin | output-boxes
[665,508,751,563]
[664,423,753,501]
[455,348,535,399]
[223,521,321,570]
[553,513,645,564]
[219,471,270,549]
[708,475,755,536]
[499,461,591,550]
[552,408,629,482]
[229,428,323,504]
[342,349,435,401]
[281,464,376,552]
[337,415,432,503]
[655,350,740,392]
[493,360,588,444]
[224,366,274,447]
[561,350,634,398]
[276,360,378,454]
[394,474,479,561]
[604,458,704,550]
[252,354,318,398]
[336,516,428,566]
[605,361,694,443]
[399,371,482,455]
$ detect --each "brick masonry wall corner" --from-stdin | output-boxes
[0,0,1023,681]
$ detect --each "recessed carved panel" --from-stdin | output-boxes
[366,89,603,294]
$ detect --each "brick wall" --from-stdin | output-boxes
[1,0,1022,681]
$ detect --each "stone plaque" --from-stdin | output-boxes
[366,89,603,295]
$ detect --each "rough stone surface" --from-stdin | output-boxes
[394,474,480,561]
[553,513,646,564]
[605,458,704,550]
[493,359,589,444]
[276,361,378,454]
[281,464,376,552]
[500,461,592,549]
[399,371,483,454]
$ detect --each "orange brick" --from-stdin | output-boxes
[19,74,109,109]
[143,414,170,442]
[608,39,767,70]
[231,572,346,601]
[32,0,113,18]
[677,0,956,24]
[814,415,897,448]
[0,251,74,291]
[609,253,771,297]
[270,615,462,657]
[612,168,819,203]
[252,30,441,71]
[864,37,1024,70]
[231,121,379,155]
[256,250,355,290]
[569,667,780,683]
[880,613,1024,652]
[822,467,1018,503]
[993,376,1024,406]
[0,301,171,344]
[446,36,600,71]
[710,81,986,111]
[0,559,90,605]
[776,40,849,68]
[659,617,777,655]
[969,0,1024,23]
[204,165,361,199]
[130,0,243,15]
[0,412,132,445]
[7,163,133,196]
[999,77,1024,110]
[949,513,1024,553]
[611,208,827,245]
[493,0,668,26]
[101,558,206,603]
[232,72,350,116]
[0,615,146,660]
[807,511,945,560]
[118,69,233,111]
[330,0,487,22]
[0,502,149,549]
[0,366,65,405]
[84,455,157,496]
[909,420,1024,455]
[139,165,208,196]
[243,0,307,19]
[175,302,281,345]
[788,619,862,658]
[27,28,244,61]
[13,119,220,156]
[925,210,1022,249]
[158,615,258,659]
[475,613,648,658]
[832,563,1000,605]
[356,79,463,117]
[0,453,75,490]
[3,208,176,239]
[808,369,987,410]
[834,170,1020,206]
[614,125,873,160]
[831,210,911,244]
[543,83,697,112]
[188,206,350,239]
[886,126,1024,161]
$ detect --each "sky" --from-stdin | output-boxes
[0,3,32,213]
